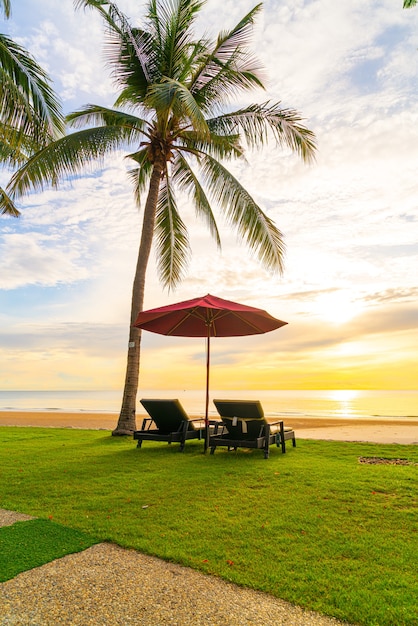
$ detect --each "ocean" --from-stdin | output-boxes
[0,389,417,421]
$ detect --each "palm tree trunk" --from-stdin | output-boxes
[112,159,164,435]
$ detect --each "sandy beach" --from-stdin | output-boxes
[0,410,417,444]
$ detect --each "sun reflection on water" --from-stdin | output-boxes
[326,390,360,418]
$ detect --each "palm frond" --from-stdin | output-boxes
[201,154,285,273]
[126,148,153,206]
[0,185,20,216]
[148,0,204,78]
[66,105,149,134]
[263,103,317,163]
[74,0,128,37]
[146,0,163,54]
[146,79,208,135]
[217,3,263,52]
[0,0,11,19]
[5,125,142,201]
[404,1,417,7]
[0,125,34,167]
[108,28,155,96]
[178,129,243,161]
[155,176,191,289]
[0,34,64,144]
[74,0,153,83]
[172,153,221,247]
[0,74,35,136]
[195,57,265,114]
[113,87,143,110]
[190,3,265,107]
[208,102,317,163]
[147,0,206,55]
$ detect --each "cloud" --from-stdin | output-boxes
[0,322,126,357]
[0,232,90,289]
[363,287,418,304]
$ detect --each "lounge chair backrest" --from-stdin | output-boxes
[140,399,189,434]
[214,400,264,419]
[213,400,265,440]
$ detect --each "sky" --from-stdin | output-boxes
[1,0,418,394]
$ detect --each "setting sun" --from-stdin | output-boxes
[313,292,363,325]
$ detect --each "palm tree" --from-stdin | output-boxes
[2,0,316,434]
[0,0,64,216]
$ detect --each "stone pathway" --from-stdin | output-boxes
[0,510,355,626]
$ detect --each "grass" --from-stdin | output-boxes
[0,426,417,626]
[0,518,98,581]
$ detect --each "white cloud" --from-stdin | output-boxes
[0,231,90,289]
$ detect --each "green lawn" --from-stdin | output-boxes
[0,426,417,626]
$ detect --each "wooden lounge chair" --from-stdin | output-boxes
[210,399,296,458]
[133,399,205,451]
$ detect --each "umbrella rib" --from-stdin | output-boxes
[224,310,267,333]
[214,311,261,333]
[165,308,272,336]
[165,307,214,335]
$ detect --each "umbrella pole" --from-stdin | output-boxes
[204,332,210,452]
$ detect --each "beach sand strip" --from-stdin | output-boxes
[0,411,417,444]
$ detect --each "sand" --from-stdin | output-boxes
[0,410,417,444]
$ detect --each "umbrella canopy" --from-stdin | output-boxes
[134,293,287,449]
[134,293,287,337]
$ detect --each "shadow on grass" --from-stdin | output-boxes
[0,518,98,582]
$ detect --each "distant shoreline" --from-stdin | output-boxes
[0,410,417,445]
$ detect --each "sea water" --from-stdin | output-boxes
[0,389,417,420]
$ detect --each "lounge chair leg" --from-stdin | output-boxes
[136,440,143,448]
[279,423,286,453]
[210,446,216,455]
[264,440,270,459]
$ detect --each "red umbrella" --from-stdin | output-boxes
[134,293,287,449]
